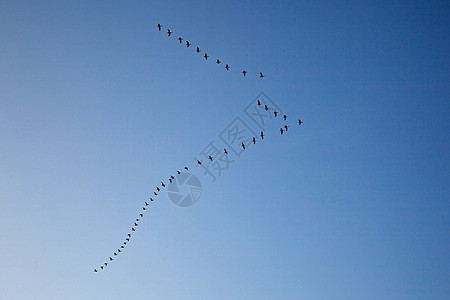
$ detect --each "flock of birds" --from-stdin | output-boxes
[156,23,265,79]
[94,24,303,272]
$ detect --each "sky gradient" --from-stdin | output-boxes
[1,1,449,299]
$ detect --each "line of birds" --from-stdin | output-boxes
[94,98,302,272]
[94,24,301,271]
[157,23,265,79]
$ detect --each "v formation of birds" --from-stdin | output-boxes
[93,24,303,273]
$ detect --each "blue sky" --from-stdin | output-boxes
[0,0,449,299]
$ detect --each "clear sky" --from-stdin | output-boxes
[1,0,449,299]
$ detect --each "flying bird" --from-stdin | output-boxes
[253,137,256,144]
[298,119,302,125]
[156,187,160,192]
[243,70,247,77]
[177,170,181,174]
[260,72,264,78]
[139,214,143,218]
[94,269,98,272]
[184,166,189,170]
[178,37,183,43]
[208,155,213,161]
[145,202,149,206]
[204,53,209,60]
[157,24,161,31]
[123,242,127,245]
[132,227,136,231]
[143,206,148,210]
[224,148,228,154]
[241,142,245,150]
[265,104,268,111]
[170,175,175,179]
[134,222,138,226]
[110,257,113,261]
[225,64,229,70]
[196,47,200,53]
[126,238,130,241]
[186,41,191,47]
[104,262,108,266]
[128,234,131,237]
[161,181,165,187]
[167,29,172,36]
[216,59,221,64]
[260,131,264,140]
[274,111,278,117]
[257,100,261,106]
[197,160,202,165]
[101,266,104,269]
[280,128,284,135]
[169,178,172,183]
[114,252,117,256]
[283,115,287,121]
[150,197,154,202]
[284,125,289,131]
[121,246,124,249]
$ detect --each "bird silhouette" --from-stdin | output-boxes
[123,242,127,245]
[167,29,172,36]
[139,214,143,218]
[121,246,124,249]
[284,125,289,131]
[177,170,181,174]
[161,181,165,187]
[241,142,245,150]
[196,47,200,53]
[260,72,264,78]
[225,64,229,70]
[178,37,183,44]
[274,111,278,117]
[208,155,213,161]
[243,70,247,77]
[150,197,154,201]
[204,53,209,60]
[94,269,98,272]
[157,24,161,31]
[128,234,131,237]
[197,160,202,165]
[298,119,302,125]
[257,100,261,106]
[216,59,221,64]
[114,252,117,256]
[283,115,287,121]
[126,238,130,241]
[156,187,160,192]
[224,148,228,154]
[169,178,172,183]
[143,206,148,210]
[132,227,136,231]
[104,262,108,266]
[100,266,104,269]
[170,175,174,179]
[253,137,256,144]
[145,202,149,206]
[280,128,284,135]
[134,222,138,226]
[186,41,191,47]
[260,131,264,140]
[117,249,121,253]
[265,104,269,111]
[110,257,113,261]
[184,166,189,170]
